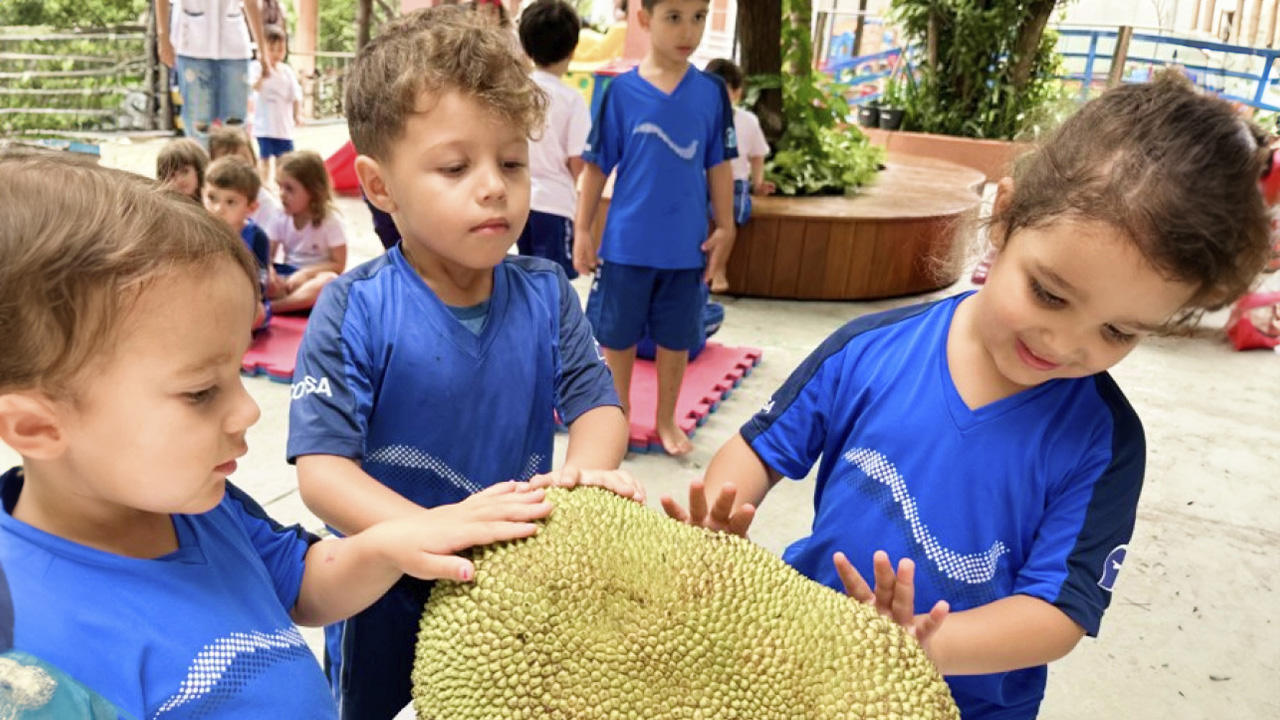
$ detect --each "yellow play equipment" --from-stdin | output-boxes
[565,23,629,109]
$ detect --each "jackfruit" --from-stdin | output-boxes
[413,487,959,719]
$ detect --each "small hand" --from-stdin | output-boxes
[530,465,646,504]
[259,55,275,78]
[834,551,949,661]
[375,482,552,582]
[158,35,176,68]
[756,180,777,196]
[701,226,734,285]
[660,479,755,537]
[572,232,598,276]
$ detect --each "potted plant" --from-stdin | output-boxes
[862,0,1073,180]
[877,78,905,131]
[748,0,884,197]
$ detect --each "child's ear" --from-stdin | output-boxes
[0,393,67,460]
[990,176,1015,250]
[248,198,260,214]
[636,6,652,31]
[355,155,397,214]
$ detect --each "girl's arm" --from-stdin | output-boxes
[567,156,586,182]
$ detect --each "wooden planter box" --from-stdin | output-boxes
[590,154,983,301]
[861,128,1031,184]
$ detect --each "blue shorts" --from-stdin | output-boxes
[517,209,576,279]
[257,136,295,159]
[273,262,299,277]
[586,262,704,351]
[708,179,752,226]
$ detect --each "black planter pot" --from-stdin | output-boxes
[856,104,880,128]
[878,107,905,131]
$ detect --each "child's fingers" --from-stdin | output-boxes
[725,503,756,538]
[659,495,690,523]
[834,551,874,604]
[708,482,738,527]
[474,480,527,497]
[891,558,917,628]
[871,550,896,613]
[687,479,710,523]
[554,466,583,488]
[401,553,476,583]
[915,600,950,642]
[443,519,543,550]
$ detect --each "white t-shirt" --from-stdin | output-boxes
[731,107,770,183]
[529,69,592,220]
[269,212,347,267]
[250,62,302,140]
[252,186,283,233]
[169,0,254,60]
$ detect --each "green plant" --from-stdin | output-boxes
[750,0,884,197]
[889,0,1073,140]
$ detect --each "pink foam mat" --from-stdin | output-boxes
[626,343,763,454]
[241,315,309,383]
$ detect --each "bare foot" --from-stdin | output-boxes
[656,421,693,456]
[709,273,730,294]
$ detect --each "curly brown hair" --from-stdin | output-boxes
[344,5,547,161]
[0,153,258,397]
[995,72,1273,314]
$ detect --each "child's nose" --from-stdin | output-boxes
[476,164,507,202]
[227,380,261,433]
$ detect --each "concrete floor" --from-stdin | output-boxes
[4,123,1278,718]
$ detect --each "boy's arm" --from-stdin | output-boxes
[564,405,628,470]
[572,163,607,276]
[296,454,423,536]
[703,161,737,284]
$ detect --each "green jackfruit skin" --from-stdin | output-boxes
[413,487,960,720]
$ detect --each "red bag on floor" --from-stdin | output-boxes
[1225,290,1280,351]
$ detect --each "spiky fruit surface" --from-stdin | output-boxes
[413,487,959,719]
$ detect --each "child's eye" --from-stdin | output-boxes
[185,386,219,404]
[1103,324,1137,344]
[503,160,527,171]
[1030,279,1066,308]
[694,12,707,21]
[439,164,467,176]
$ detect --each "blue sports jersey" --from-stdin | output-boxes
[0,469,334,720]
[240,219,271,271]
[742,293,1144,720]
[584,67,737,270]
[287,249,618,508]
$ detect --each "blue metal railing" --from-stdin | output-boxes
[819,24,1280,113]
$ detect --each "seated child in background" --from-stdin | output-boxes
[703,57,773,293]
[0,152,558,719]
[267,150,347,313]
[516,0,591,279]
[205,155,274,330]
[208,125,285,237]
[291,8,636,717]
[663,74,1274,719]
[155,137,208,204]
[250,24,304,185]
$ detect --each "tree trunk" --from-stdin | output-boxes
[1008,0,1058,92]
[737,0,783,143]
[356,0,374,51]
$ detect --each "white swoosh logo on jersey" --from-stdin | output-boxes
[365,445,545,494]
[634,123,699,160]
[845,447,1009,584]
[152,628,310,717]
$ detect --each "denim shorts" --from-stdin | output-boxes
[176,56,250,144]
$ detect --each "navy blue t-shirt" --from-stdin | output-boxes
[743,294,1145,719]
[584,66,737,270]
[0,470,332,720]
[287,250,618,509]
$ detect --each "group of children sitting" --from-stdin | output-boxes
[1,1,1275,720]
[156,129,347,320]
